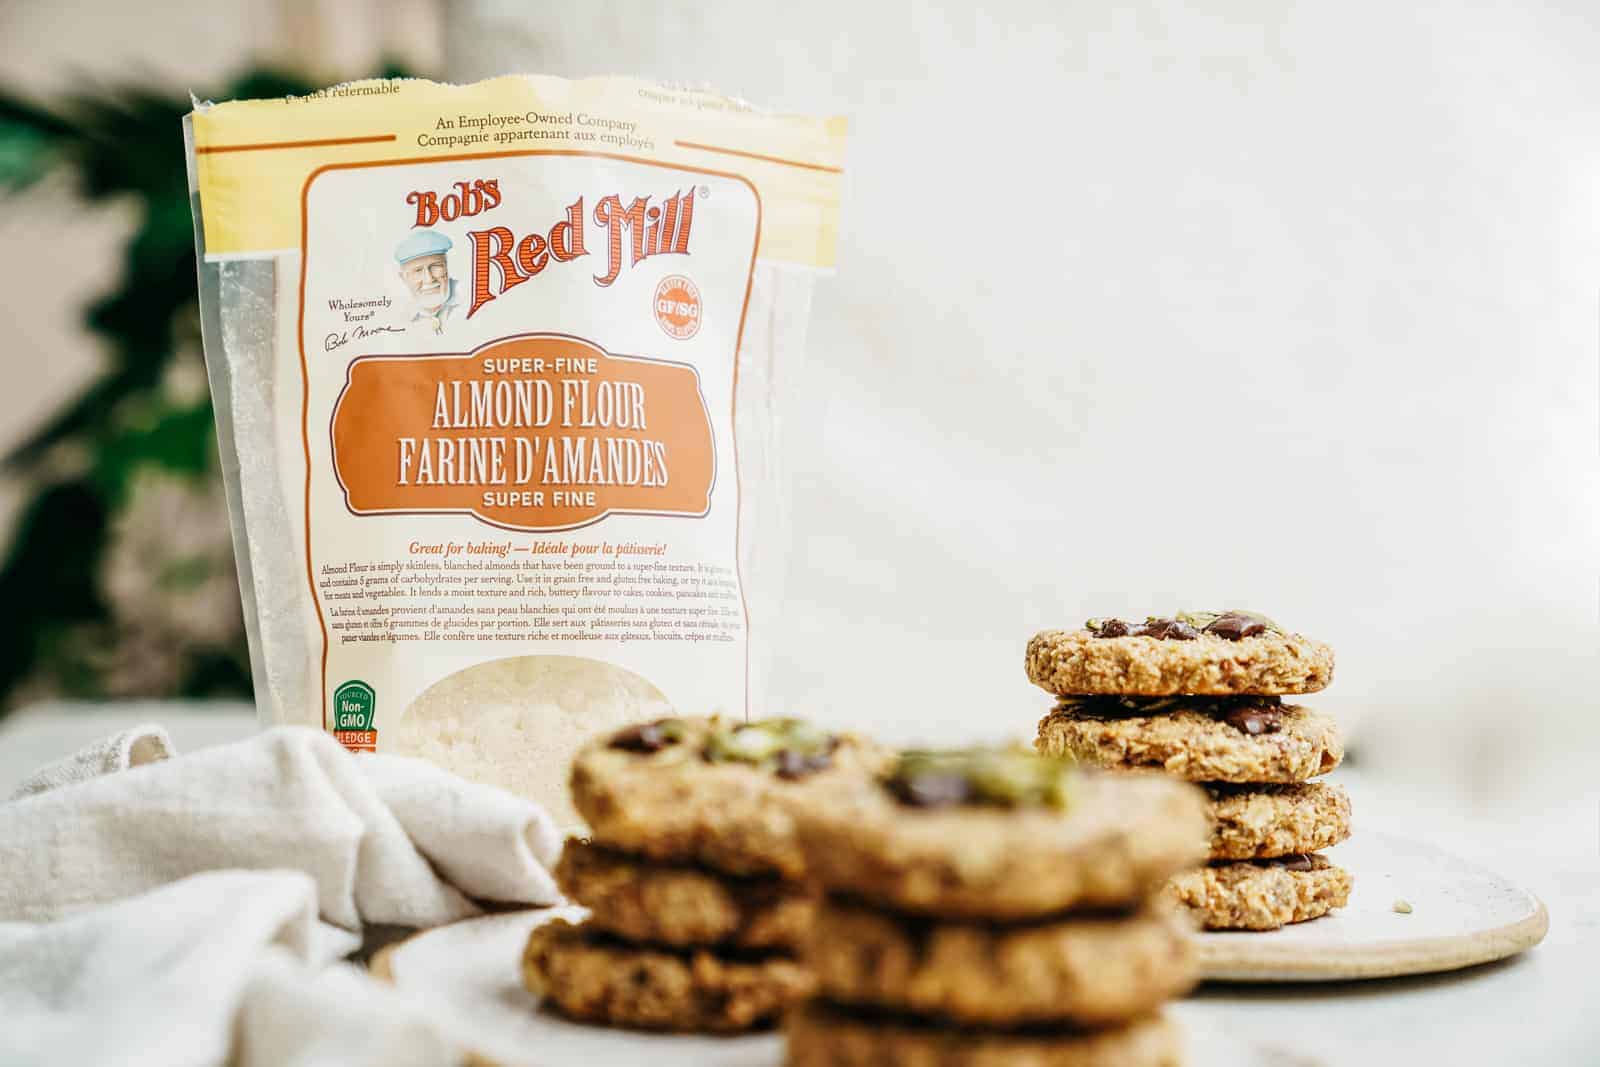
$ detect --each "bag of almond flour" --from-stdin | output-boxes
[183,77,846,827]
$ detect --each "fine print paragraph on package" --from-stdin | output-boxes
[187,75,846,829]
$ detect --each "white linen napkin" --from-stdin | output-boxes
[0,869,461,1067]
[0,722,569,1067]
[0,724,563,928]
[7,721,174,799]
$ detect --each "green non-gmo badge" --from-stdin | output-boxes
[333,680,376,732]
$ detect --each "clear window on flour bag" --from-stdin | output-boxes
[184,76,846,828]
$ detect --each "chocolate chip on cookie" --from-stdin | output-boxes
[1030,610,1352,933]
[1088,616,1200,641]
[885,747,1073,811]
[704,717,839,781]
[571,715,888,878]
[539,715,879,1035]
[1200,610,1274,641]
[1216,700,1283,735]
[795,753,1208,919]
[1036,701,1343,783]
[608,717,687,753]
[788,747,1204,1062]
[1028,619,1333,696]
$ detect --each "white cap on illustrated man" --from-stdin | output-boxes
[395,230,459,334]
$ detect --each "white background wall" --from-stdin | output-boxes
[448,1,1600,813]
[2,1,1596,818]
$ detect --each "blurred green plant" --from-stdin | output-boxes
[0,67,405,715]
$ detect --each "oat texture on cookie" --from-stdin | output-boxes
[1030,612,1353,931]
[1027,612,1334,696]
[785,746,1204,1063]
[529,715,871,1032]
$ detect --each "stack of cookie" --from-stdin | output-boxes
[522,715,884,1032]
[787,747,1207,1066]
[1030,611,1354,930]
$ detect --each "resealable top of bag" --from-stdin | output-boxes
[188,76,847,269]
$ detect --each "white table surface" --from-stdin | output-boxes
[2,702,1595,1066]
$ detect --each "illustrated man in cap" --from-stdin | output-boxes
[395,230,460,334]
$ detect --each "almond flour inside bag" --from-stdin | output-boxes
[184,77,845,828]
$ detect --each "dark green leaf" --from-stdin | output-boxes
[0,62,414,714]
[93,402,217,504]
[0,480,109,705]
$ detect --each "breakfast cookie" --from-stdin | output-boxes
[1205,782,1352,860]
[793,749,1208,919]
[522,917,813,1032]
[1166,854,1352,930]
[570,716,888,878]
[786,1003,1183,1067]
[1026,612,1333,696]
[555,838,814,951]
[808,898,1197,1026]
[1035,697,1343,783]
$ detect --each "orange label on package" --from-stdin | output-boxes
[333,729,378,752]
[330,333,715,531]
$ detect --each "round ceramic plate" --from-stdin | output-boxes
[375,908,1278,1067]
[373,906,782,1067]
[1197,831,1548,981]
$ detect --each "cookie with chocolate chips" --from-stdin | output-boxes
[569,715,888,878]
[1035,697,1344,783]
[807,897,1197,1027]
[787,1002,1184,1067]
[554,838,815,951]
[522,917,814,1032]
[1165,853,1353,930]
[1026,612,1334,696]
[792,748,1208,919]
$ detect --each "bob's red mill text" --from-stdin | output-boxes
[185,76,846,826]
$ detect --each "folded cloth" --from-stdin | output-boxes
[0,869,463,1067]
[239,944,463,1067]
[0,724,563,928]
[0,722,573,1066]
[8,721,173,799]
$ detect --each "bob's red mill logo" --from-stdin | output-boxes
[404,180,697,318]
